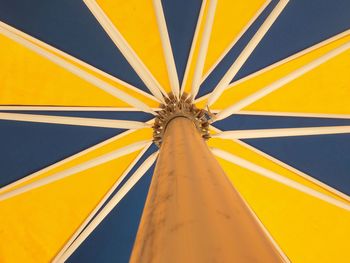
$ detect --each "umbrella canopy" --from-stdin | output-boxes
[0,0,350,262]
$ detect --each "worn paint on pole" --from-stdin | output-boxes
[130,117,286,263]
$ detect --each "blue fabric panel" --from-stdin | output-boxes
[244,134,350,195]
[214,114,350,131]
[0,0,148,92]
[0,120,122,187]
[237,0,350,80]
[0,111,153,122]
[198,0,278,97]
[162,0,202,86]
[67,151,156,263]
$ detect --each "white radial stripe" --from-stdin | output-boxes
[213,126,350,139]
[57,151,159,262]
[82,0,167,101]
[214,40,350,122]
[211,148,350,211]
[180,0,207,95]
[0,21,159,104]
[51,143,152,262]
[0,23,156,115]
[207,0,289,106]
[201,0,271,83]
[0,112,151,129]
[0,106,161,112]
[191,0,217,99]
[153,0,180,98]
[0,141,150,202]
[236,110,350,119]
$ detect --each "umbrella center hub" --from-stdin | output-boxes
[153,93,212,147]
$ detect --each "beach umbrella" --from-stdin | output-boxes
[0,0,350,262]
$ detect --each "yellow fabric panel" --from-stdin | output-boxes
[247,49,350,114]
[181,0,208,94]
[217,157,350,263]
[203,0,266,76]
[0,34,125,107]
[208,137,349,203]
[96,0,171,92]
[0,128,152,194]
[0,150,141,263]
[199,33,350,110]
[16,28,159,107]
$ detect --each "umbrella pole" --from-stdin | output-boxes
[130,117,286,263]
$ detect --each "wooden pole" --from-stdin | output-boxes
[130,117,286,263]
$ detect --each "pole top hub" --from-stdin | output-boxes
[153,93,213,147]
